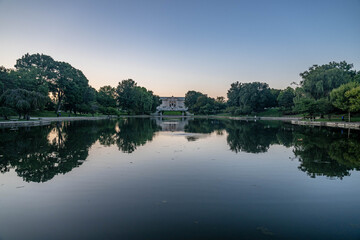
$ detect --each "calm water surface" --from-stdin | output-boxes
[0,118,360,240]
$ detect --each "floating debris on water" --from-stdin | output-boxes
[257,226,274,236]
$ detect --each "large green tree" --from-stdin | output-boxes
[330,82,360,121]
[0,66,16,95]
[293,97,319,118]
[227,82,275,115]
[116,79,137,113]
[185,90,225,115]
[8,67,49,96]
[0,89,47,119]
[15,53,91,113]
[277,87,295,111]
[116,79,160,114]
[97,85,117,108]
[299,61,356,100]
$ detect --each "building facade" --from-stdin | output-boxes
[156,96,188,115]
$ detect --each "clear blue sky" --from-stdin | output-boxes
[0,0,359,97]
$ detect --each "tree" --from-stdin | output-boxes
[0,107,16,120]
[277,87,295,111]
[299,61,356,100]
[97,85,117,108]
[116,79,137,113]
[316,98,334,119]
[216,96,225,104]
[293,98,319,118]
[116,79,160,114]
[185,91,206,111]
[133,86,153,114]
[15,53,91,113]
[346,87,360,113]
[330,82,360,122]
[227,82,274,115]
[0,66,16,95]
[185,90,225,115]
[0,89,47,119]
[8,67,49,96]
[151,94,161,113]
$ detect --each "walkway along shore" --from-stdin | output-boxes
[291,120,360,130]
[1,115,360,130]
[0,116,114,128]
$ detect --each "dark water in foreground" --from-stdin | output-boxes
[0,118,360,240]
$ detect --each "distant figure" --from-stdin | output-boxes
[342,116,344,121]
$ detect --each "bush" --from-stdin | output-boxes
[0,107,16,120]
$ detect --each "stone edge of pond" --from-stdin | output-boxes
[4,115,358,131]
[0,116,114,129]
[291,120,360,130]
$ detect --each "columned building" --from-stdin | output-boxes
[156,96,189,115]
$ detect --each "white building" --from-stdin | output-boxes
[156,96,188,115]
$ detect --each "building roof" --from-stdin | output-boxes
[160,97,185,100]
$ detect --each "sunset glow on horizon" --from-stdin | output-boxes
[0,0,359,97]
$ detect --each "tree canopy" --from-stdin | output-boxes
[330,82,360,121]
[0,89,47,119]
[299,61,356,100]
[116,79,160,114]
[185,90,226,115]
[14,53,92,113]
[227,82,275,114]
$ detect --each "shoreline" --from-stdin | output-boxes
[1,115,359,130]
[291,120,360,130]
[0,116,114,129]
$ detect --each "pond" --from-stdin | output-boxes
[0,118,360,240]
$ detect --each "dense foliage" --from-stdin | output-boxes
[0,54,359,119]
[0,89,47,119]
[116,79,160,114]
[218,61,359,120]
[184,90,226,115]
[226,82,277,115]
[0,53,161,118]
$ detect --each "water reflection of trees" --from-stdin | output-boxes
[0,121,105,182]
[185,119,360,179]
[114,118,160,153]
[293,128,360,179]
[1,118,359,181]
[0,118,159,182]
[225,121,285,153]
[184,118,226,134]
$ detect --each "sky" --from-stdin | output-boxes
[0,0,359,97]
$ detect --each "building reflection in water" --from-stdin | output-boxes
[154,117,191,132]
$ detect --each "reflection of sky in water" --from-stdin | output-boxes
[0,119,360,239]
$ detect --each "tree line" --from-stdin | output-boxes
[0,53,160,119]
[184,61,360,121]
[1,54,359,120]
